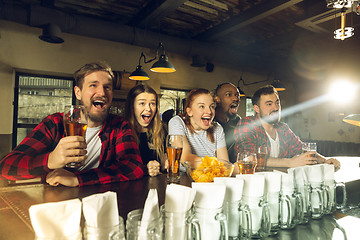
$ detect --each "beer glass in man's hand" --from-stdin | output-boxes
[166,135,183,183]
[256,145,268,171]
[63,105,87,168]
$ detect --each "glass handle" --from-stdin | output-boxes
[240,204,252,239]
[314,187,324,214]
[280,195,292,227]
[215,212,228,240]
[295,192,304,223]
[324,185,331,212]
[187,215,201,240]
[260,201,271,237]
[336,182,347,210]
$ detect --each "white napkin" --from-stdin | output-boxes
[82,191,119,228]
[273,170,295,193]
[255,172,281,193]
[139,189,160,239]
[214,177,244,202]
[288,166,308,188]
[29,199,82,240]
[304,164,323,184]
[165,184,196,212]
[322,164,335,181]
[236,174,265,197]
[332,216,360,240]
[192,182,226,209]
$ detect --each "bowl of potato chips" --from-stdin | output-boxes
[184,156,233,182]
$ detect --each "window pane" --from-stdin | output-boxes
[15,74,73,146]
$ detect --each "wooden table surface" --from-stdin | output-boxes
[0,157,359,240]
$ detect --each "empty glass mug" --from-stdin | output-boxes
[160,205,201,240]
[279,189,303,229]
[84,217,125,240]
[323,180,347,214]
[309,181,324,219]
[241,195,271,239]
[194,206,228,240]
[223,200,251,240]
[264,191,280,235]
[126,209,163,240]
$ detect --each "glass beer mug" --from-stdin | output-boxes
[160,205,201,240]
[323,180,347,214]
[279,189,303,229]
[241,195,271,238]
[223,200,251,240]
[194,206,228,240]
[126,209,163,240]
[84,217,125,240]
[309,181,324,219]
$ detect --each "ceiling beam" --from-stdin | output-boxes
[129,0,188,28]
[195,0,303,41]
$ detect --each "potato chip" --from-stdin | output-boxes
[190,156,231,182]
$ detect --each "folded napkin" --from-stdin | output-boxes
[332,216,360,240]
[213,177,244,202]
[304,164,324,183]
[29,199,82,240]
[165,184,196,212]
[139,189,160,239]
[255,172,281,193]
[191,182,226,209]
[236,174,265,197]
[274,170,295,193]
[288,166,308,188]
[82,191,119,228]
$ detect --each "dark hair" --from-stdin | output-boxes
[214,82,236,96]
[162,109,175,125]
[125,84,164,158]
[183,88,215,143]
[252,85,279,106]
[74,62,114,89]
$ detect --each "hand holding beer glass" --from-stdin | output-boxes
[302,142,317,163]
[166,135,183,183]
[237,152,257,174]
[63,105,88,168]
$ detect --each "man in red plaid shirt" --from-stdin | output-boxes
[0,62,144,186]
[233,85,340,169]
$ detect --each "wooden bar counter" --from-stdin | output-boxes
[0,157,359,240]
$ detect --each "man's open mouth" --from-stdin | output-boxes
[92,99,106,109]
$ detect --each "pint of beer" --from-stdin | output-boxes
[166,135,183,183]
[302,142,317,158]
[236,152,257,174]
[63,105,88,168]
[256,145,268,171]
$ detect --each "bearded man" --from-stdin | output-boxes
[233,85,340,169]
[0,62,144,186]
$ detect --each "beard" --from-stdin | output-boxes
[88,108,109,123]
[261,111,281,124]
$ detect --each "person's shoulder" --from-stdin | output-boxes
[276,121,291,131]
[240,115,256,124]
[106,114,130,129]
[169,115,184,125]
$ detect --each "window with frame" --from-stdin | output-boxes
[13,72,75,148]
[160,88,189,116]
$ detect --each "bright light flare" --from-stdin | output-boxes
[327,81,357,104]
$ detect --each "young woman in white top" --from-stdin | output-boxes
[168,88,229,168]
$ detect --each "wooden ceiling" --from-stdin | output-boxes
[3,0,360,78]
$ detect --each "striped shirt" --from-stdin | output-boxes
[168,115,226,157]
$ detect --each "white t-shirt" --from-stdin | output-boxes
[265,130,280,158]
[168,115,226,157]
[78,125,102,171]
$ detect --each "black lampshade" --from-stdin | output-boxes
[272,79,286,91]
[39,23,64,44]
[150,54,176,73]
[129,65,150,81]
[238,87,246,97]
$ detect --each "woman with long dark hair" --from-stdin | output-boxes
[125,84,166,176]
